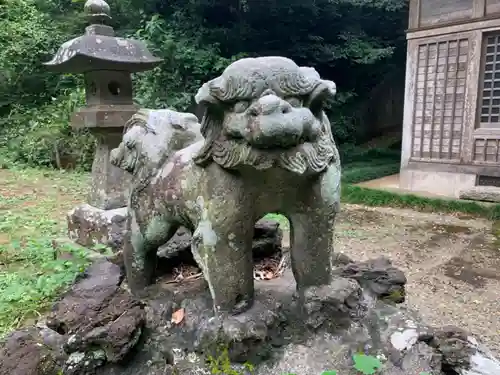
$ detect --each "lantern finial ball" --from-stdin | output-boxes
[84,0,111,23]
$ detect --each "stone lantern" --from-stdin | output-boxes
[44,0,162,251]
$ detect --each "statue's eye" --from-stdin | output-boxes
[233,100,250,113]
[285,97,302,107]
[125,140,135,149]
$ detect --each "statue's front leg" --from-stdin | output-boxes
[288,165,362,328]
[124,210,179,295]
[288,209,336,288]
[191,199,282,362]
[190,198,255,316]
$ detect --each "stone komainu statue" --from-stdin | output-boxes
[111,56,341,315]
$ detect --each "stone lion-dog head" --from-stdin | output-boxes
[110,108,203,178]
[193,56,339,175]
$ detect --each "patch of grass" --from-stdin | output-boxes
[342,185,500,220]
[342,163,400,184]
[263,213,290,230]
[0,167,91,335]
[340,146,401,166]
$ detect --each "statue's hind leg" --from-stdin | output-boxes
[124,210,179,295]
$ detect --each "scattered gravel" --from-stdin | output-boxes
[333,204,500,355]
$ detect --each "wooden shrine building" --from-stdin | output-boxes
[400,0,500,198]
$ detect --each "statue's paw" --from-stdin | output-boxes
[299,277,366,329]
[194,298,283,363]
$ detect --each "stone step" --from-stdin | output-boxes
[459,186,500,203]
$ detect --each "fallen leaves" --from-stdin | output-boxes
[165,265,202,284]
[162,252,288,284]
[171,308,185,324]
[253,252,288,281]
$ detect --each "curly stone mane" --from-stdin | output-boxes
[193,57,340,175]
[123,109,158,136]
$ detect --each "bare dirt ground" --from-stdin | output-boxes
[333,204,500,354]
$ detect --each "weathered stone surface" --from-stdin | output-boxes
[111,56,341,317]
[459,186,500,203]
[67,204,127,252]
[86,131,133,210]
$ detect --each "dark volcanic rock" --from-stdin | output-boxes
[251,219,283,258]
[2,256,500,375]
[157,227,192,259]
[46,260,144,373]
[333,256,407,303]
[0,328,63,375]
[157,219,283,260]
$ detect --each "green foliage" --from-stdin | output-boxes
[2,87,95,170]
[340,145,402,166]
[0,0,408,169]
[0,0,83,112]
[207,347,254,375]
[342,163,400,185]
[132,15,242,111]
[352,353,383,374]
[281,354,384,374]
[0,240,89,335]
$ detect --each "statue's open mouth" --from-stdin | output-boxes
[110,145,137,173]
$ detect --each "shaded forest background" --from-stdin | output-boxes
[0,0,408,170]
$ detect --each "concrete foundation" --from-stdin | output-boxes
[399,169,477,198]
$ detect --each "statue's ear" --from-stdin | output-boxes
[195,80,219,106]
[298,66,336,111]
[305,80,337,113]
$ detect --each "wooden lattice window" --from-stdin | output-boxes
[411,38,469,161]
[478,33,500,129]
[473,137,500,162]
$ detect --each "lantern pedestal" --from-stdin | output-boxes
[67,204,127,252]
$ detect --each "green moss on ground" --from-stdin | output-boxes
[0,167,91,335]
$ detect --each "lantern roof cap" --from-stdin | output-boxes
[44,0,162,73]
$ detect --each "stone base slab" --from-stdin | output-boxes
[67,203,127,253]
[459,186,500,203]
